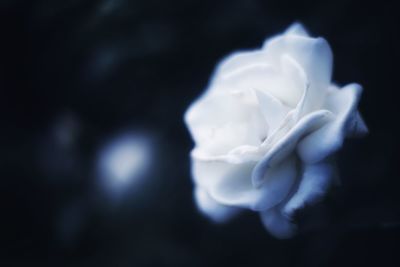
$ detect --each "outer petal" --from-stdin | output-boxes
[347,111,368,137]
[192,156,297,211]
[252,109,333,187]
[211,22,308,83]
[297,83,365,163]
[194,187,240,223]
[263,31,333,115]
[283,161,335,218]
[284,22,310,37]
[260,207,297,239]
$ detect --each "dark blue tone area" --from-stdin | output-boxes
[0,0,399,266]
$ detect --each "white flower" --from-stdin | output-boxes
[184,23,368,238]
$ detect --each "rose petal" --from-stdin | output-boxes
[192,156,297,211]
[184,92,266,155]
[283,161,335,218]
[263,31,333,115]
[280,54,309,118]
[347,111,368,137]
[281,54,308,90]
[191,159,255,197]
[214,51,270,81]
[191,144,263,164]
[212,22,308,80]
[220,62,304,107]
[194,187,240,223]
[248,156,297,210]
[260,207,297,239]
[263,34,332,89]
[253,109,333,187]
[253,89,289,133]
[297,83,365,163]
[284,22,310,37]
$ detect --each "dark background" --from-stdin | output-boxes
[0,0,399,266]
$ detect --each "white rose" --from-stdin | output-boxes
[184,23,368,238]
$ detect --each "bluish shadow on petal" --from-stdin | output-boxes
[192,156,297,211]
[346,111,369,138]
[260,207,297,239]
[283,161,335,218]
[297,83,365,164]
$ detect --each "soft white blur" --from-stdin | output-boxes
[97,132,154,200]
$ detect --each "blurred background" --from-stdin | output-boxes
[0,0,399,266]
